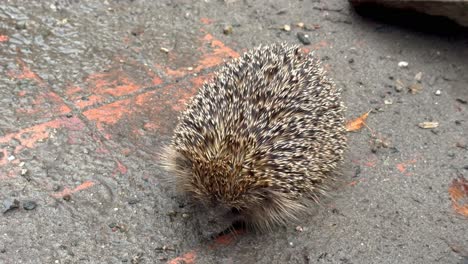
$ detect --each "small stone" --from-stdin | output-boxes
[398,61,409,68]
[456,142,467,149]
[295,226,304,232]
[414,72,422,82]
[223,25,233,35]
[19,162,25,167]
[128,198,140,205]
[160,47,169,53]
[187,67,193,71]
[456,98,467,104]
[297,22,304,28]
[418,122,439,129]
[2,198,20,213]
[435,90,441,95]
[289,242,294,246]
[20,169,28,176]
[283,24,291,32]
[15,21,27,30]
[408,83,423,94]
[66,113,73,118]
[181,213,190,218]
[63,194,71,201]
[7,156,15,161]
[395,79,404,92]
[348,58,354,64]
[384,99,393,105]
[296,32,311,45]
[23,200,37,210]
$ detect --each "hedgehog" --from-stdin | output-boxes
[161,43,347,231]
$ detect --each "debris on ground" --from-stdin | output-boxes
[23,201,37,210]
[2,198,20,213]
[448,177,468,217]
[398,61,409,68]
[223,25,233,35]
[296,32,311,45]
[346,111,371,132]
[408,83,423,94]
[418,121,439,129]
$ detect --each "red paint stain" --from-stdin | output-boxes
[67,61,163,109]
[449,177,468,217]
[0,35,9,42]
[396,159,416,176]
[113,160,128,176]
[167,250,196,264]
[311,40,329,50]
[0,117,85,167]
[157,34,238,79]
[51,180,95,198]
[8,59,45,85]
[200,17,214,25]
[83,99,132,131]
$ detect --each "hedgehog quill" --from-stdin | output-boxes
[162,43,347,231]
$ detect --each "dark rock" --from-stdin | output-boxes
[23,200,37,210]
[296,32,311,45]
[2,198,20,213]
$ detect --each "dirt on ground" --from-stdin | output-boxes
[0,0,467,263]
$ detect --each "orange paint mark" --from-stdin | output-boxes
[449,177,468,217]
[0,35,9,42]
[83,99,132,128]
[311,40,329,50]
[51,180,95,198]
[157,34,238,79]
[197,34,239,70]
[67,61,163,109]
[8,59,44,85]
[200,17,214,25]
[167,250,196,264]
[0,117,84,168]
[396,159,417,175]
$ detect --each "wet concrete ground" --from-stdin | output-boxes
[0,0,467,263]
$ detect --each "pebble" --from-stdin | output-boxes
[348,58,354,64]
[20,169,28,176]
[295,226,304,232]
[160,47,169,53]
[435,90,441,95]
[296,32,311,45]
[223,25,233,35]
[2,198,20,213]
[398,61,409,68]
[395,79,404,92]
[418,122,439,129]
[283,24,291,32]
[7,156,15,161]
[384,99,393,105]
[414,72,422,82]
[409,83,423,94]
[23,200,37,210]
[297,22,304,28]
